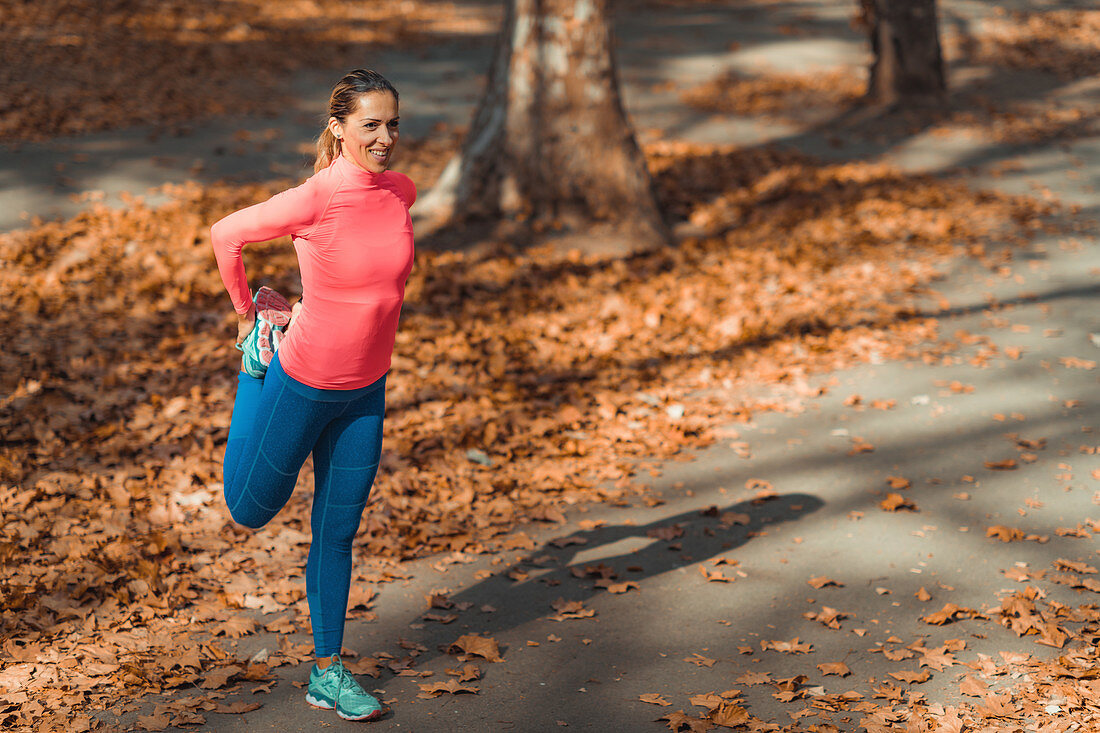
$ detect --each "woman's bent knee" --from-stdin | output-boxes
[229,508,268,526]
[224,487,275,530]
[227,505,272,530]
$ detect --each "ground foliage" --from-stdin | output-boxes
[0,131,1079,729]
[648,576,1100,732]
[4,2,1100,731]
[680,7,1100,148]
[0,0,499,142]
[967,8,1100,80]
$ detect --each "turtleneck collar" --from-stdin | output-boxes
[333,152,382,187]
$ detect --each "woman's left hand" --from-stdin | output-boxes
[236,306,256,347]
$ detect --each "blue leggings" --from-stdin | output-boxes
[223,352,385,657]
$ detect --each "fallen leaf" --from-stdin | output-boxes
[921,603,982,625]
[689,692,726,708]
[447,634,503,662]
[879,492,918,512]
[817,662,850,677]
[445,664,481,682]
[707,702,750,727]
[640,692,672,706]
[761,637,813,654]
[807,576,843,589]
[200,665,243,690]
[683,653,717,668]
[959,675,987,696]
[888,669,931,684]
[134,714,170,732]
[986,525,1025,542]
[417,679,479,698]
[548,598,596,621]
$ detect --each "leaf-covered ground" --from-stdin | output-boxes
[4,1,1100,731]
[0,0,500,142]
[0,133,1079,730]
[679,7,1100,147]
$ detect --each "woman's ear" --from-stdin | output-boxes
[327,117,343,141]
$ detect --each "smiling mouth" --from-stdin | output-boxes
[368,149,389,161]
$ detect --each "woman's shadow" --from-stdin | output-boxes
[350,492,824,680]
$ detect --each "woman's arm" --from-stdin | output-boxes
[210,180,324,315]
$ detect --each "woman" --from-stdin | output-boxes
[210,68,415,722]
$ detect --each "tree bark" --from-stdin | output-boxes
[416,0,670,250]
[863,0,946,105]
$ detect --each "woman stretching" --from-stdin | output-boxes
[210,69,414,722]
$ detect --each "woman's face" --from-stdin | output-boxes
[330,91,399,174]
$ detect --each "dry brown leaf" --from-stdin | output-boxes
[885,476,911,490]
[548,598,596,621]
[807,576,843,589]
[987,525,1025,542]
[761,637,813,654]
[959,675,988,697]
[921,603,982,625]
[689,692,726,708]
[200,665,243,690]
[417,679,479,698]
[888,669,932,684]
[879,492,918,512]
[639,692,672,706]
[446,634,503,663]
[684,653,717,668]
[817,662,851,677]
[706,702,750,727]
[134,714,171,732]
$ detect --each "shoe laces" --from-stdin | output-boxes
[328,655,364,703]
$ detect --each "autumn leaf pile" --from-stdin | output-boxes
[965,9,1100,80]
[679,8,1100,148]
[679,64,1096,148]
[679,70,865,119]
[0,132,1072,729]
[0,0,499,142]
[642,569,1100,732]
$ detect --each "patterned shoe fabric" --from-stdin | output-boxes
[305,655,383,721]
[237,286,292,378]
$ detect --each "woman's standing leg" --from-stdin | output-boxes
[301,377,386,721]
[305,376,386,657]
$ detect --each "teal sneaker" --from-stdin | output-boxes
[305,655,383,721]
[237,286,292,378]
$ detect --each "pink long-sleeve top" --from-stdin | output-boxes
[210,154,416,389]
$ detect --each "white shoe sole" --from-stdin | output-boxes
[306,693,382,721]
[337,708,382,721]
[305,693,334,710]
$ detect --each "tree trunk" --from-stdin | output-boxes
[415,0,671,250]
[863,0,946,105]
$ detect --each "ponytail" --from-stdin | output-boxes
[313,69,400,173]
[315,127,340,173]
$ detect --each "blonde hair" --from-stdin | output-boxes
[314,69,400,172]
